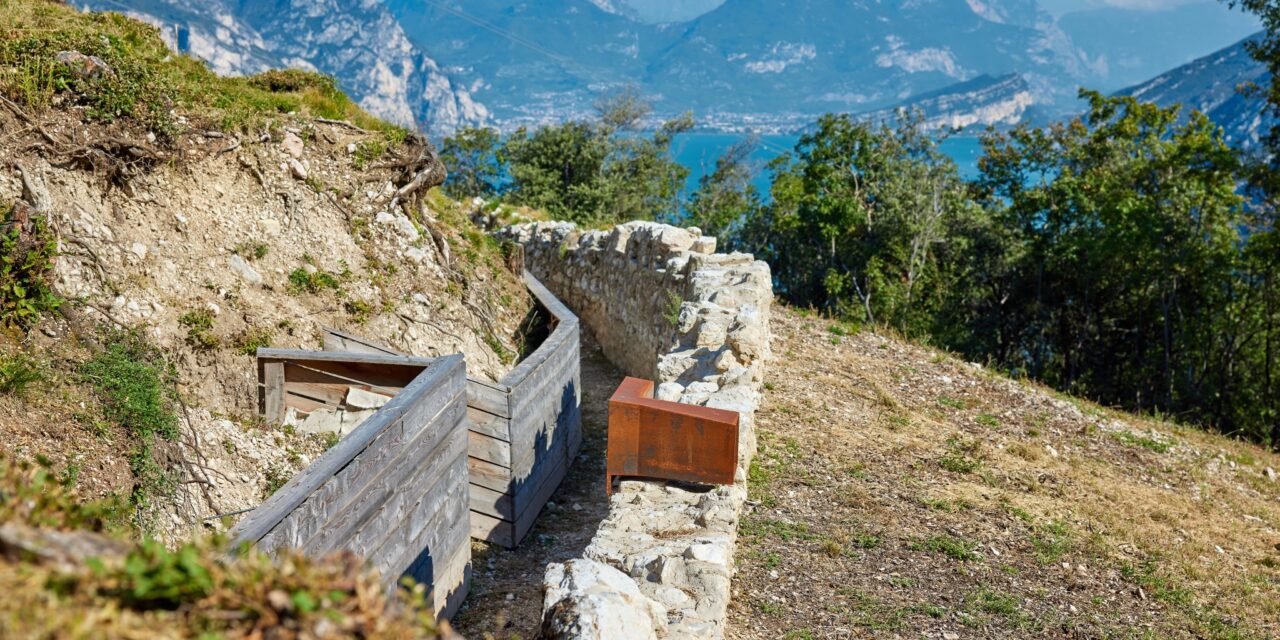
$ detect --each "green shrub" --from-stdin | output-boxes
[81,330,179,442]
[0,202,62,328]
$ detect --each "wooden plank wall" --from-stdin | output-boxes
[279,271,582,551]
[466,272,582,548]
[234,354,471,620]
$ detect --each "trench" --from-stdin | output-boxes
[450,329,624,638]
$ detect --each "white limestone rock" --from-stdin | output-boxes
[542,560,666,640]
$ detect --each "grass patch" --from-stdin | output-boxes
[938,395,966,410]
[1112,430,1172,453]
[976,413,1000,427]
[741,518,822,543]
[912,534,981,561]
[1030,519,1072,564]
[0,3,410,135]
[0,351,44,396]
[80,330,180,520]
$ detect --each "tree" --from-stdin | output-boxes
[976,91,1248,430]
[685,135,763,243]
[499,89,691,226]
[438,127,503,200]
[735,112,977,335]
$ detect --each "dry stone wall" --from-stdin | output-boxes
[500,221,772,640]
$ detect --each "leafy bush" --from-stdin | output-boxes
[0,201,62,328]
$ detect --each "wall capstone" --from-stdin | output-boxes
[499,221,772,640]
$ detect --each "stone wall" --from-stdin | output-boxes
[500,221,772,640]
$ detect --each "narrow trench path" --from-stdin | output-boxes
[452,330,623,639]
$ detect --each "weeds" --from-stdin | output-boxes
[236,327,273,356]
[0,202,62,328]
[0,352,44,396]
[287,256,343,295]
[662,290,683,328]
[233,242,269,260]
[1112,430,1172,453]
[178,309,218,350]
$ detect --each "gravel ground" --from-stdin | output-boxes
[726,306,1280,640]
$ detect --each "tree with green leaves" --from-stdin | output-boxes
[499,90,692,226]
[685,135,763,243]
[438,127,503,200]
[736,112,977,336]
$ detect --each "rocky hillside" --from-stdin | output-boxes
[729,306,1280,638]
[0,0,532,540]
[1118,33,1272,150]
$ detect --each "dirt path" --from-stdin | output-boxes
[725,306,1280,639]
[452,331,624,639]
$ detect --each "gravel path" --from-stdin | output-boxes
[452,331,624,639]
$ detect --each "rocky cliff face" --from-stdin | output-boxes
[861,73,1036,129]
[75,0,490,135]
[1117,33,1271,149]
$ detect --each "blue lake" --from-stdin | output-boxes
[670,132,986,198]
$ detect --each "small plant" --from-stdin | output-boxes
[483,331,515,364]
[320,431,341,451]
[939,453,980,474]
[976,413,1000,428]
[0,202,63,328]
[352,138,388,169]
[233,241,269,260]
[179,309,218,350]
[263,462,292,498]
[344,299,373,324]
[236,327,273,356]
[969,589,1020,617]
[1030,519,1072,564]
[938,395,965,410]
[662,290,683,328]
[913,534,981,561]
[0,352,44,396]
[1112,430,1172,453]
[81,330,180,443]
[287,257,343,295]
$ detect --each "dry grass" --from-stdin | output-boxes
[729,306,1280,639]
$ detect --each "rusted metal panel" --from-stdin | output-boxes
[606,377,740,495]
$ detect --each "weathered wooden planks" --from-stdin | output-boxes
[467,272,583,547]
[233,354,470,621]
[305,273,584,551]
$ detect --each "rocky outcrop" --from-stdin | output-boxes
[501,221,772,639]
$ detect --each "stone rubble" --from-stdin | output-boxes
[502,221,772,640]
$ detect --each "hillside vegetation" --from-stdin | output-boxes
[730,306,1280,639]
[0,1,531,633]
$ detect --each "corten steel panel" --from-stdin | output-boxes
[606,377,740,495]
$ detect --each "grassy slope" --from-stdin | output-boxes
[730,306,1280,639]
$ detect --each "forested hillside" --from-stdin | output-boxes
[443,87,1280,450]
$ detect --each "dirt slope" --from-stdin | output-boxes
[0,102,530,539]
[728,306,1280,639]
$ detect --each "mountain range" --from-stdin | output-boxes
[76,0,1260,138]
